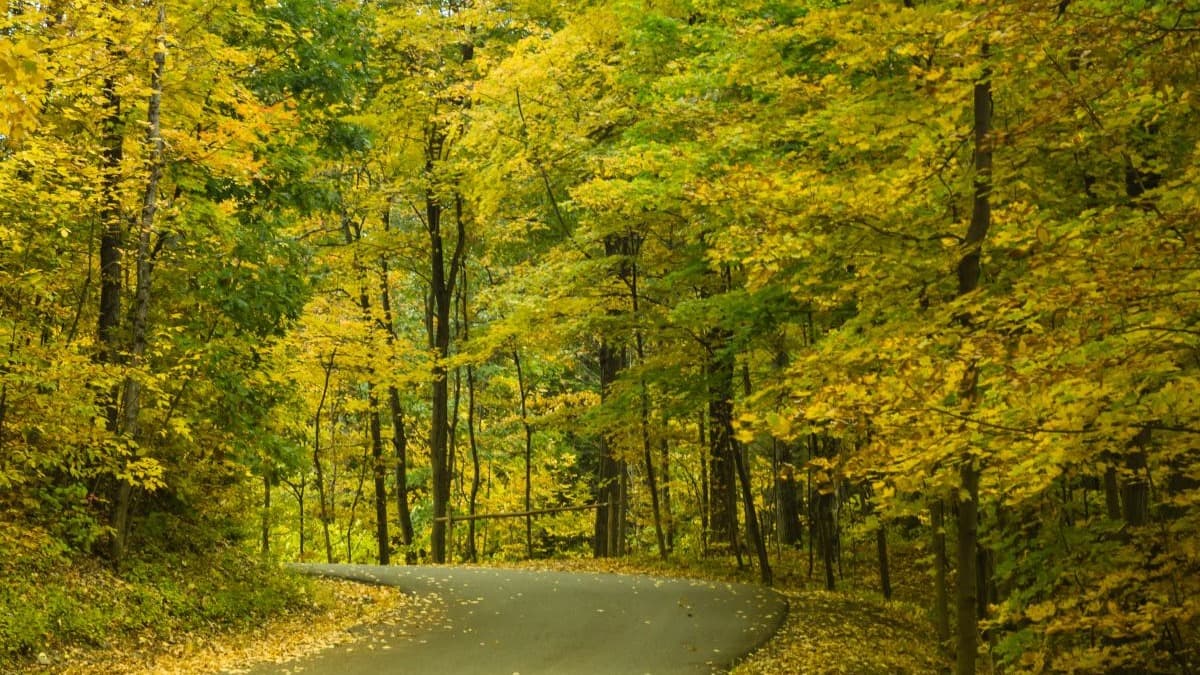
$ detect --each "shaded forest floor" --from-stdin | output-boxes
[7,544,944,674]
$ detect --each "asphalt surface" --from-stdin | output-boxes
[248,563,787,675]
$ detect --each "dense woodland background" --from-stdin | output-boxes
[2,1,1199,672]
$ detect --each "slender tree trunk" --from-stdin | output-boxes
[448,362,462,562]
[513,348,534,559]
[343,217,390,566]
[733,440,772,585]
[389,387,413,546]
[450,360,462,502]
[932,499,951,650]
[261,472,271,559]
[706,331,738,554]
[773,351,803,547]
[298,478,306,559]
[345,435,371,562]
[877,520,892,600]
[953,41,993,675]
[735,361,769,583]
[459,264,481,562]
[426,133,449,563]
[96,26,125,563]
[776,438,803,547]
[466,364,481,562]
[110,9,166,564]
[661,432,674,551]
[377,240,414,548]
[807,452,815,578]
[1103,464,1122,520]
[956,463,980,675]
[284,477,307,559]
[593,232,647,557]
[327,396,343,560]
[369,393,389,565]
[641,415,668,558]
[620,249,667,560]
[1122,428,1151,526]
[699,413,709,554]
[593,336,626,557]
[314,351,337,564]
[0,330,11,451]
[616,461,628,556]
[427,183,466,563]
[817,490,837,591]
[97,68,123,381]
[810,435,836,589]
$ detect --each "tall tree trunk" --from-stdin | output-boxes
[448,360,461,562]
[369,392,389,565]
[389,387,413,546]
[261,472,271,559]
[97,64,123,385]
[285,477,306,559]
[513,348,534,559]
[733,440,772,585]
[346,436,371,562]
[736,361,770,583]
[377,234,414,548]
[773,351,802,547]
[96,24,125,563]
[593,335,625,558]
[1122,428,1151,526]
[449,357,463,515]
[111,8,166,564]
[816,491,837,590]
[1103,464,1122,520]
[466,363,481,562]
[460,265,481,562]
[661,431,674,551]
[953,40,993,675]
[932,499,952,651]
[0,329,11,452]
[956,463,980,675]
[776,438,803,547]
[637,404,667,558]
[811,435,836,590]
[426,172,466,562]
[631,258,666,560]
[876,519,892,600]
[426,130,449,564]
[616,460,628,555]
[345,214,390,566]
[314,351,337,564]
[699,413,709,554]
[593,232,647,557]
[807,455,816,578]
[706,330,739,555]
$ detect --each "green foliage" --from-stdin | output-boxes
[0,547,313,667]
[4,0,1199,670]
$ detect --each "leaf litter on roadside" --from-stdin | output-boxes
[25,578,444,675]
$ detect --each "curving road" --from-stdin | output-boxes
[249,564,787,675]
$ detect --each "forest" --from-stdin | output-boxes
[2,0,1198,673]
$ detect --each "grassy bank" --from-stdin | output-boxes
[0,545,314,672]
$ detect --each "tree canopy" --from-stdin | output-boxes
[2,0,1198,671]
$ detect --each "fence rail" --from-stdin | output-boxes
[433,502,607,524]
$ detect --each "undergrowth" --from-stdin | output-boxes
[0,533,315,671]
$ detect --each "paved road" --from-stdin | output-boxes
[250,564,787,675]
